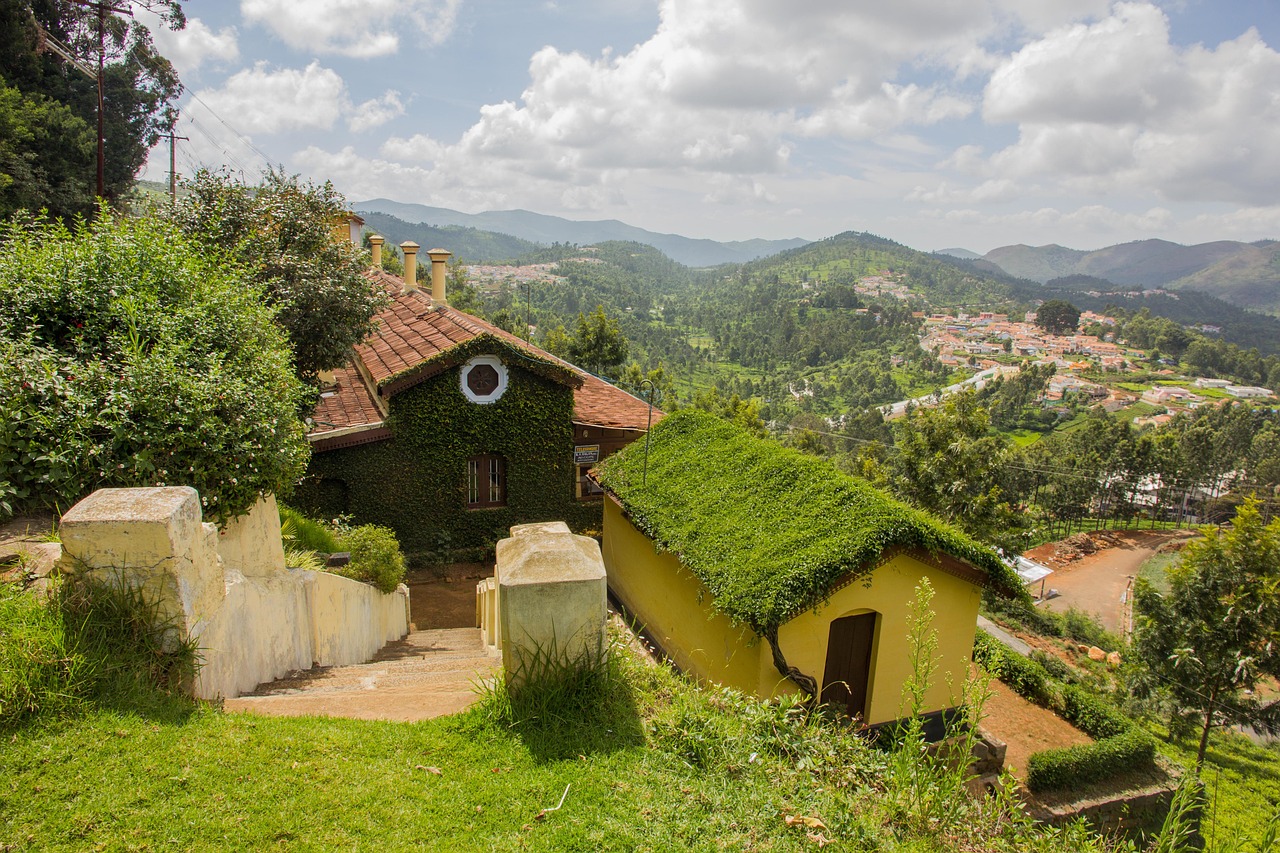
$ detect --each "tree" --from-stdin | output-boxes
[0,0,184,214]
[565,305,628,376]
[869,390,1023,550]
[0,208,309,523]
[1035,299,1082,336]
[1130,499,1280,769]
[167,169,386,382]
[0,81,94,218]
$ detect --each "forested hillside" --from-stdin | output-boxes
[982,238,1280,315]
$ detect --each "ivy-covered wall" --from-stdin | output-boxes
[296,358,601,565]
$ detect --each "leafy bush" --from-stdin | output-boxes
[1030,649,1073,682]
[167,169,387,381]
[974,630,1155,793]
[0,210,310,524]
[973,630,1052,704]
[1026,728,1156,792]
[334,525,406,593]
[1060,684,1131,740]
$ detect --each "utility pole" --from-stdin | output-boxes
[166,129,188,202]
[70,0,132,199]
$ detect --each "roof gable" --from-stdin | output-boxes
[308,268,660,442]
[596,409,1022,629]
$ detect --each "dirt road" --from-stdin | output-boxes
[1024,530,1192,634]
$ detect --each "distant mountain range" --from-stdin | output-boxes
[953,239,1280,316]
[354,199,809,267]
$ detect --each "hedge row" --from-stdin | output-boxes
[1025,728,1156,792]
[974,630,1155,792]
[972,630,1052,705]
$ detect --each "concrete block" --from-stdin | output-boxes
[59,487,224,633]
[496,525,606,689]
[217,494,287,578]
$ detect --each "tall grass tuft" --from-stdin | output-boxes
[278,504,341,554]
[478,628,645,759]
[0,575,199,728]
[0,581,91,726]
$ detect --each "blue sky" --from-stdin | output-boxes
[141,1,1280,254]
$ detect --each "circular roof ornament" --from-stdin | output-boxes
[461,355,508,404]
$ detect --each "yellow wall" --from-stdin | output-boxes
[602,498,982,725]
[602,497,765,691]
[777,554,980,725]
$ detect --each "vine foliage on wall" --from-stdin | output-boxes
[297,342,600,564]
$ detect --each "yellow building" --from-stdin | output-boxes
[595,410,1023,735]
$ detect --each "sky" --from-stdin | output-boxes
[138,0,1280,254]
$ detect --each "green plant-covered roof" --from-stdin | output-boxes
[596,409,1023,630]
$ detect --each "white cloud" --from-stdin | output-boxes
[132,8,239,74]
[980,3,1280,205]
[241,0,461,58]
[349,91,406,131]
[196,62,347,134]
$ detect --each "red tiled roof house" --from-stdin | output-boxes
[295,243,659,562]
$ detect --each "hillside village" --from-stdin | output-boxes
[6,2,1280,847]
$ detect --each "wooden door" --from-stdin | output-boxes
[820,612,876,721]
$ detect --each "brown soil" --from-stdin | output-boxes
[1023,529,1195,633]
[981,680,1092,781]
[405,563,493,630]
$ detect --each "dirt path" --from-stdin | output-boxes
[405,564,493,630]
[981,680,1092,780]
[1024,530,1191,634]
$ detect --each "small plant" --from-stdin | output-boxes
[278,504,341,554]
[333,524,406,593]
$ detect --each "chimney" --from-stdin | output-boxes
[427,248,452,305]
[401,241,419,292]
[368,234,384,268]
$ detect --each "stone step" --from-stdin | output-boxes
[222,627,502,722]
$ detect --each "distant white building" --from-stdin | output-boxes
[1194,377,1232,388]
[1224,385,1274,399]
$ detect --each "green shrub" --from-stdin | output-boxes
[279,504,341,554]
[334,525,406,593]
[1030,649,1073,682]
[0,211,310,524]
[973,630,1053,705]
[1060,684,1131,740]
[1026,728,1156,792]
[1060,607,1122,651]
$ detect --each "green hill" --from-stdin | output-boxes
[359,211,540,262]
[983,239,1280,315]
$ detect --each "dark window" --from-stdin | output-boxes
[466,364,500,397]
[466,454,506,507]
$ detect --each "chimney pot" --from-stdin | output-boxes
[401,241,420,292]
[369,234,384,268]
[427,248,452,305]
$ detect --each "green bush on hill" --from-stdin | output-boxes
[0,209,310,524]
[973,629,1156,792]
[333,524,406,593]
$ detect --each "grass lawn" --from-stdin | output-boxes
[1004,429,1045,447]
[4,629,1115,853]
[1135,551,1177,595]
[1153,725,1280,850]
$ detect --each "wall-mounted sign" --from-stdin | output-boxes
[574,445,600,464]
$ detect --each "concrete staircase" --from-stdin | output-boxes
[223,627,501,722]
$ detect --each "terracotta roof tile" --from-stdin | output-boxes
[310,365,384,436]
[308,268,660,442]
